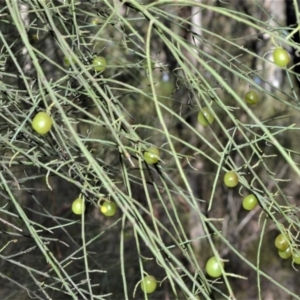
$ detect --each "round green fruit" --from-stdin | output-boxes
[158,72,174,95]
[144,147,160,165]
[64,56,76,67]
[32,112,53,135]
[92,56,106,72]
[224,171,239,188]
[100,201,117,217]
[245,91,258,105]
[140,275,157,294]
[278,247,292,259]
[31,34,40,42]
[272,48,290,68]
[292,252,300,264]
[242,194,258,210]
[274,233,289,251]
[91,17,102,25]
[159,80,174,98]
[72,197,85,215]
[197,107,214,126]
[205,256,224,278]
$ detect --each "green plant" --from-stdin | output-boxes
[72,197,85,215]
[92,56,107,72]
[205,256,224,278]
[32,111,53,135]
[142,59,155,70]
[272,48,291,68]
[224,171,239,188]
[3,1,300,299]
[197,107,214,126]
[100,200,117,217]
[242,194,258,210]
[143,147,160,164]
[140,275,157,294]
[64,56,77,66]
[245,91,259,105]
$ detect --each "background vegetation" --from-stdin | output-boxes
[0,0,300,299]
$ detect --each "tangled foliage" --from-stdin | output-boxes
[0,0,300,299]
